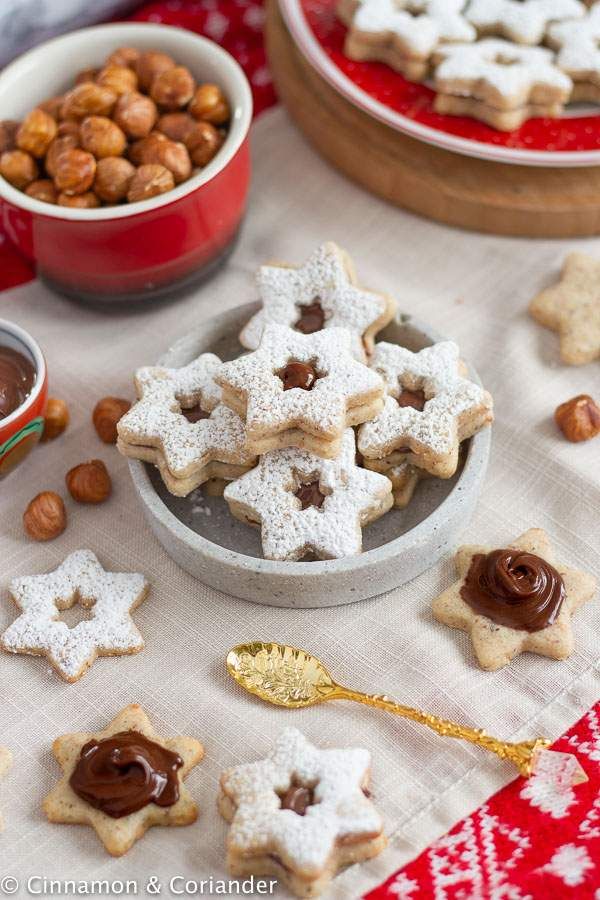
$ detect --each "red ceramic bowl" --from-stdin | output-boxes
[0,23,252,304]
[0,319,48,478]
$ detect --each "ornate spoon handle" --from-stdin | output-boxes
[331,685,550,776]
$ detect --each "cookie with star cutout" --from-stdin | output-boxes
[529,252,600,366]
[216,324,385,459]
[1,550,149,683]
[466,0,585,44]
[239,242,396,362]
[358,340,493,478]
[218,727,386,898]
[224,429,392,560]
[0,747,11,833]
[548,6,600,103]
[362,456,424,508]
[43,704,203,856]
[432,528,597,671]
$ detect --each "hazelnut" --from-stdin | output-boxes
[23,491,66,541]
[16,109,57,158]
[156,112,195,143]
[94,156,136,203]
[57,191,100,208]
[135,51,175,92]
[54,148,96,195]
[39,95,65,120]
[96,64,138,96]
[189,84,230,125]
[57,119,81,140]
[139,136,191,183]
[127,163,174,203]
[80,116,127,159]
[66,459,112,504]
[60,83,117,120]
[41,397,69,440]
[25,179,57,204]
[128,131,167,166]
[45,134,79,178]
[555,394,600,443]
[184,121,222,167]
[150,65,195,110]
[0,150,38,189]
[75,67,99,85]
[106,47,140,70]
[113,91,157,140]
[93,396,131,443]
[0,120,19,154]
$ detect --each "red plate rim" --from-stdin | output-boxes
[280,0,600,168]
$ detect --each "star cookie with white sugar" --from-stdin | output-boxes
[240,242,396,362]
[433,39,573,130]
[218,727,386,898]
[43,704,203,856]
[548,6,600,102]
[358,340,493,478]
[224,429,392,560]
[362,456,423,508]
[216,324,385,459]
[432,528,597,671]
[529,253,600,365]
[0,747,12,832]
[1,550,149,682]
[466,0,585,44]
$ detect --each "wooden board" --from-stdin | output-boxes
[265,0,600,237]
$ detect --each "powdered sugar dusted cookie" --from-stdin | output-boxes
[224,429,392,560]
[466,0,585,44]
[529,252,600,365]
[217,324,385,459]
[240,242,396,361]
[358,341,493,478]
[363,457,423,508]
[433,39,573,130]
[218,727,386,897]
[1,551,149,683]
[43,704,203,856]
[432,529,597,671]
[548,7,600,103]
[0,747,11,833]
[134,353,222,412]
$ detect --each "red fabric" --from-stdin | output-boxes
[0,0,275,292]
[366,702,600,900]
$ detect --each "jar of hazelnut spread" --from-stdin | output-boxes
[0,345,36,419]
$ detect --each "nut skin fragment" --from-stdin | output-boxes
[96,64,138,96]
[53,148,96,196]
[135,51,175,92]
[0,150,38,189]
[150,66,195,110]
[80,116,127,159]
[57,191,100,209]
[41,398,69,441]
[127,163,174,203]
[555,395,600,443]
[25,179,57,204]
[189,84,230,125]
[23,492,66,541]
[60,83,117,120]
[93,397,132,443]
[184,121,223,167]
[66,459,112,504]
[94,157,136,203]
[113,92,157,140]
[16,109,57,158]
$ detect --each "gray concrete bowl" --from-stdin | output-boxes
[127,303,491,607]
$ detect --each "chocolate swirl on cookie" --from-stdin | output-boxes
[70,730,183,818]
[461,549,565,632]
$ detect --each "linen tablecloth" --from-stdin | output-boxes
[0,107,599,897]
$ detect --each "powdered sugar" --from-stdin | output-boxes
[466,0,585,44]
[134,353,222,412]
[2,550,148,682]
[224,429,392,559]
[352,0,475,46]
[548,5,600,77]
[220,727,383,875]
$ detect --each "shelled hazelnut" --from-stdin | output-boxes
[66,459,112,503]
[135,51,175,92]
[150,66,195,110]
[39,96,65,120]
[185,121,223,167]
[107,47,140,70]
[113,92,157,139]
[41,397,69,440]
[75,67,99,85]
[555,395,600,443]
[80,116,127,159]
[16,109,57,157]
[60,83,117,120]
[157,112,195,143]
[23,491,66,541]
[93,396,131,443]
[138,136,191,183]
[0,149,38,189]
[189,84,230,125]
[45,134,79,178]
[94,156,136,203]
[97,64,138,96]
[26,179,57,203]
[0,120,19,154]
[57,191,100,208]
[54,148,96,195]
[127,163,174,202]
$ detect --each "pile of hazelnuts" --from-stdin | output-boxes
[0,47,230,208]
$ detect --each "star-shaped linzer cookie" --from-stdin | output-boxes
[44,704,203,856]
[466,0,585,45]
[217,324,385,458]
[1,550,149,682]
[0,747,12,833]
[240,241,396,361]
[218,727,386,897]
[432,529,597,671]
[529,253,600,366]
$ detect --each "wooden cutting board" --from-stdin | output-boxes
[265,0,600,237]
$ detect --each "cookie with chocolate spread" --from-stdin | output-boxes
[432,528,597,670]
[0,747,11,832]
[218,727,386,898]
[43,704,203,856]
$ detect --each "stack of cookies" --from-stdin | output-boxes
[118,241,494,562]
[337,0,598,130]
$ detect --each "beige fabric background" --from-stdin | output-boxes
[0,107,599,898]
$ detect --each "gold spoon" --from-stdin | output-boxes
[227,641,587,782]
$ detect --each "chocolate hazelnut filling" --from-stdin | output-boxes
[294,300,325,335]
[397,388,426,411]
[294,480,326,510]
[182,404,210,423]
[0,346,36,419]
[279,781,315,816]
[277,360,318,392]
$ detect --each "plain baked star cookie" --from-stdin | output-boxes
[548,6,600,102]
[43,704,203,856]
[466,0,585,44]
[216,323,385,459]
[358,340,493,478]
[224,429,393,560]
[432,528,597,671]
[1,550,149,683]
[432,39,573,130]
[240,242,396,361]
[529,252,600,366]
[0,747,12,833]
[218,727,386,898]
